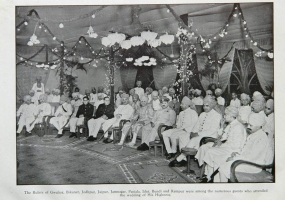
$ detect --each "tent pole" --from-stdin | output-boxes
[60,41,64,95]
[109,46,115,105]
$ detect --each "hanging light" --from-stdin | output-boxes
[130,36,145,46]
[120,40,132,49]
[141,30,158,42]
[160,33,175,45]
[102,37,112,47]
[107,32,126,45]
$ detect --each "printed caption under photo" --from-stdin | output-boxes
[24,189,269,197]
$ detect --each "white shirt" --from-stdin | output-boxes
[54,103,72,117]
[151,107,176,126]
[52,95,60,103]
[31,95,39,106]
[192,109,221,137]
[90,93,97,103]
[176,107,199,132]
[238,105,252,123]
[217,96,225,106]
[134,87,144,100]
[151,99,162,111]
[32,83,45,99]
[230,98,241,108]
[114,104,134,120]
[17,103,37,118]
[37,103,52,117]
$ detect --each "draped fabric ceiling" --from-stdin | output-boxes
[16,3,273,94]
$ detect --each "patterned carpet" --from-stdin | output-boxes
[17,132,201,184]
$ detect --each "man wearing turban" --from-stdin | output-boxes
[162,96,199,160]
[28,94,52,134]
[237,93,252,125]
[149,91,162,111]
[70,92,83,118]
[45,88,53,103]
[137,98,176,151]
[215,88,225,106]
[51,89,60,103]
[16,95,37,137]
[117,95,154,146]
[102,94,134,143]
[196,106,246,181]
[169,96,221,167]
[192,89,203,106]
[31,76,45,99]
[29,90,39,106]
[251,99,266,120]
[263,99,274,164]
[50,95,73,138]
[217,112,270,182]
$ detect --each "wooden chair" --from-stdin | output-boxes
[181,147,198,175]
[76,117,89,139]
[149,140,164,157]
[229,160,274,183]
[112,119,130,143]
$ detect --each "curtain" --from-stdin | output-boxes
[254,58,274,95]
[152,64,177,89]
[119,65,138,90]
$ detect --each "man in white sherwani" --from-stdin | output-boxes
[50,96,72,138]
[29,94,52,133]
[196,106,246,181]
[217,113,271,182]
[117,95,154,146]
[102,94,134,143]
[162,96,198,159]
[169,96,221,167]
[237,93,251,125]
[149,91,162,111]
[137,98,176,151]
[134,80,145,100]
[16,95,38,137]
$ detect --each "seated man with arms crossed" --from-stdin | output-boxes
[50,96,72,138]
[87,96,114,141]
[169,96,221,167]
[162,96,198,160]
[69,96,94,138]
[137,98,176,151]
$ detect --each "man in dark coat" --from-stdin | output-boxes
[69,96,94,138]
[87,96,114,141]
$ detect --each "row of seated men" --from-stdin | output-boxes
[16,85,274,182]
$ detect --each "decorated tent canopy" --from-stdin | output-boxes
[16,3,273,102]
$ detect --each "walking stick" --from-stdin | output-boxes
[98,119,119,142]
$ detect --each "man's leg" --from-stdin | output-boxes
[102,118,116,139]
[69,117,78,133]
[50,117,60,130]
[16,116,25,134]
[118,122,131,145]
[88,118,105,138]
[57,116,68,135]
[178,132,190,151]
[26,117,41,133]
[162,129,178,154]
[170,130,186,154]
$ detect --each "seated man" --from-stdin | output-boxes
[16,95,37,137]
[192,89,203,106]
[145,87,153,103]
[70,93,82,118]
[102,94,134,143]
[90,87,97,105]
[50,96,72,138]
[217,113,270,182]
[45,88,54,103]
[196,106,246,181]
[117,95,154,146]
[29,94,52,133]
[29,90,39,106]
[229,92,240,108]
[51,89,60,103]
[205,90,213,97]
[162,96,198,159]
[69,96,94,138]
[87,96,114,141]
[215,88,225,106]
[169,96,181,116]
[130,94,140,113]
[137,98,176,151]
[237,93,251,125]
[263,99,274,162]
[169,96,221,167]
[149,91,162,111]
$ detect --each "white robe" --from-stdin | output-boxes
[16,103,37,133]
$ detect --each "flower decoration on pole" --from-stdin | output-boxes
[176,27,195,44]
[87,26,98,38]
[133,56,156,66]
[126,57,133,62]
[27,34,40,46]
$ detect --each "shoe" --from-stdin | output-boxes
[140,143,149,151]
[137,144,143,150]
[166,153,176,160]
[168,159,187,167]
[117,142,123,145]
[87,136,96,141]
[105,138,113,143]
[69,133,76,138]
[103,138,108,143]
[25,132,32,137]
[16,133,20,137]
[126,142,135,147]
[55,134,63,138]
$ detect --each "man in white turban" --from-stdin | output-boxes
[162,96,198,159]
[28,94,52,134]
[263,99,274,163]
[217,112,270,182]
[237,93,252,125]
[149,91,162,111]
[29,90,39,106]
[192,89,203,106]
[102,94,134,143]
[70,92,82,118]
[215,88,225,106]
[169,96,221,167]
[16,95,37,137]
[196,106,246,181]
[251,100,266,119]
[50,95,73,138]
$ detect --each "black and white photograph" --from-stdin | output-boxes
[14,2,275,186]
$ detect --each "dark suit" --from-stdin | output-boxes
[76,103,94,120]
[95,103,114,119]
